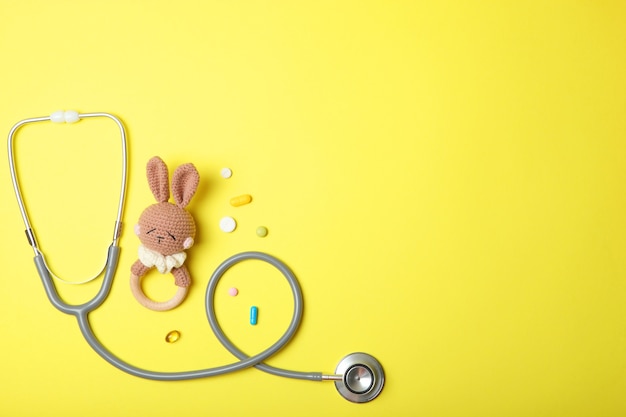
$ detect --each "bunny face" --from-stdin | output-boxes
[136,203,196,255]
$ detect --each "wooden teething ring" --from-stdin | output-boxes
[130,273,188,311]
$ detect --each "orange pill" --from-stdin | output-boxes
[230,194,252,207]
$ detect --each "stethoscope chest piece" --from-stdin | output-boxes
[334,352,385,403]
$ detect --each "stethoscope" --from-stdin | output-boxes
[7,110,385,403]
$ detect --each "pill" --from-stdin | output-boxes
[219,216,237,233]
[256,226,268,237]
[228,287,238,296]
[221,167,232,178]
[230,194,252,207]
[165,330,181,343]
[250,306,258,325]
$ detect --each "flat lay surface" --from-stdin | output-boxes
[1,1,626,416]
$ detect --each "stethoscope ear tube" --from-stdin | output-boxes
[8,111,128,279]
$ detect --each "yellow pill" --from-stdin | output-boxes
[256,226,268,237]
[230,194,252,207]
[165,330,181,343]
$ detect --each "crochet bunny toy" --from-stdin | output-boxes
[130,156,200,311]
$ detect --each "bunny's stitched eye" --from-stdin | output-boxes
[167,231,176,241]
[146,228,156,234]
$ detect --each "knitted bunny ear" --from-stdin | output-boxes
[146,156,170,203]
[172,163,199,208]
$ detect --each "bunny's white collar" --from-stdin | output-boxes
[138,245,186,274]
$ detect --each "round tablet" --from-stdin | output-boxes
[228,287,238,296]
[220,167,232,179]
[256,226,268,237]
[219,216,237,233]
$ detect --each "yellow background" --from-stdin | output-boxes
[1,1,626,416]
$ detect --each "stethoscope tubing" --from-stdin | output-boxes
[35,247,324,381]
[205,251,323,381]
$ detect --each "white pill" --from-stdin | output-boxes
[221,167,232,179]
[219,216,237,233]
[50,110,65,123]
[64,110,79,123]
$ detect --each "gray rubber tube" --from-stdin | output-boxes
[35,248,322,382]
[205,251,321,380]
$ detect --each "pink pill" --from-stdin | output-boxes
[228,287,239,297]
